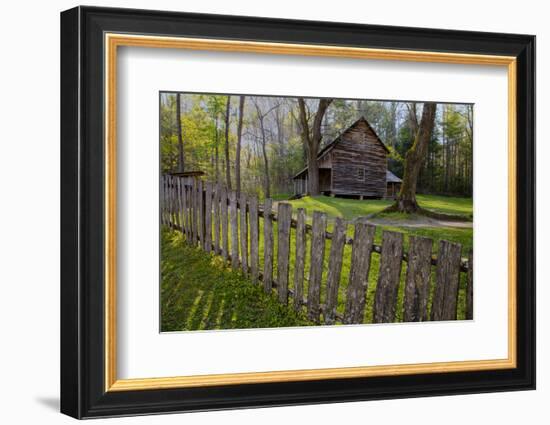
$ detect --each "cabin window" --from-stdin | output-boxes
[357,167,365,181]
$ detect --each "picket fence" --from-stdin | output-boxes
[161,174,473,324]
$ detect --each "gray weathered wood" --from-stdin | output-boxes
[197,180,205,247]
[175,177,181,229]
[204,182,212,251]
[239,194,248,274]
[263,198,273,294]
[220,186,228,260]
[170,176,175,229]
[307,211,327,322]
[186,182,192,243]
[160,175,165,226]
[213,183,221,254]
[191,179,196,242]
[402,236,433,322]
[249,196,259,284]
[431,240,462,321]
[324,216,346,324]
[230,191,239,269]
[343,221,376,324]
[292,208,306,312]
[294,119,387,198]
[191,180,197,244]
[181,180,187,236]
[373,231,404,323]
[276,203,292,305]
[466,250,473,320]
[167,175,172,228]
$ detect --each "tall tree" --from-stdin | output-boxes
[235,95,245,196]
[297,98,333,195]
[224,96,232,190]
[394,102,437,213]
[252,98,280,198]
[175,93,185,172]
[214,115,220,183]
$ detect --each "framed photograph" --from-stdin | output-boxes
[60,6,535,419]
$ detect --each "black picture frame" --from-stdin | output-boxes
[61,5,535,419]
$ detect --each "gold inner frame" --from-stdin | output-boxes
[104,33,517,392]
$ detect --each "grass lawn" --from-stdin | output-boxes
[286,193,472,221]
[285,195,392,220]
[416,194,473,218]
[161,229,313,332]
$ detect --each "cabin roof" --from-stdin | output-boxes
[317,116,390,159]
[386,170,402,183]
[169,170,205,177]
[293,116,390,180]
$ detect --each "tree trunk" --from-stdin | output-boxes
[214,115,220,184]
[395,103,437,213]
[258,112,271,198]
[235,95,245,196]
[224,96,232,190]
[298,98,332,196]
[176,93,185,172]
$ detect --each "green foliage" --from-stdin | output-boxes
[161,93,473,201]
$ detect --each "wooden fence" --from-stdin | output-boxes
[161,174,474,325]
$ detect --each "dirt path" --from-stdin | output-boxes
[362,215,472,229]
[273,200,472,229]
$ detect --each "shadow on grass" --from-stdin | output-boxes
[160,229,313,332]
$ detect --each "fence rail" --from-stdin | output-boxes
[161,174,473,324]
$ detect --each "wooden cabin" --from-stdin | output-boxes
[293,117,398,199]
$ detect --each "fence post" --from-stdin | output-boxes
[292,208,306,312]
[343,221,376,324]
[324,216,346,325]
[220,186,228,261]
[466,250,473,320]
[189,179,196,244]
[166,175,172,228]
[204,182,212,251]
[307,211,327,322]
[198,180,205,245]
[213,183,220,254]
[276,203,292,305]
[177,177,181,229]
[186,181,192,243]
[431,240,462,321]
[160,175,165,226]
[249,196,259,284]
[402,236,433,322]
[171,176,176,228]
[230,191,239,269]
[239,194,248,274]
[373,231,404,324]
[181,178,187,235]
[263,198,273,294]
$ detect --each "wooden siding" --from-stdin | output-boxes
[331,120,387,197]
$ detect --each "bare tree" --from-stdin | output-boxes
[224,96,232,190]
[297,98,333,195]
[176,93,185,172]
[252,98,280,198]
[214,115,220,184]
[235,95,245,196]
